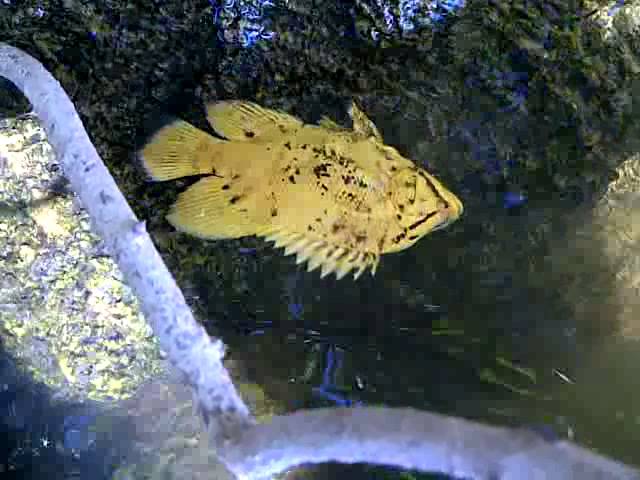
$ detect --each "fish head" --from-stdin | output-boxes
[386,166,463,250]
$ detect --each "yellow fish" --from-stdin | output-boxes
[139,100,463,280]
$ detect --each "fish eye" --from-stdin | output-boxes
[390,169,418,209]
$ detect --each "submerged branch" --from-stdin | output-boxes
[0,42,254,444]
[1,43,638,480]
[226,407,640,479]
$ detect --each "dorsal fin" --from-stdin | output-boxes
[206,101,304,141]
[166,175,264,239]
[259,225,379,281]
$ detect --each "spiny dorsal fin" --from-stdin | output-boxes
[272,232,304,249]
[335,252,357,280]
[353,253,369,280]
[320,246,347,278]
[294,240,326,266]
[306,244,333,273]
[349,100,383,141]
[206,101,303,141]
[284,237,313,256]
[259,225,379,281]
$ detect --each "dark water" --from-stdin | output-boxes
[214,195,640,478]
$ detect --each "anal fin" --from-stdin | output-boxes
[206,101,303,141]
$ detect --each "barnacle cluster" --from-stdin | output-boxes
[210,0,277,47]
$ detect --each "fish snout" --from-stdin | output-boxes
[431,197,463,232]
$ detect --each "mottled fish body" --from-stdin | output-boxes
[139,100,463,280]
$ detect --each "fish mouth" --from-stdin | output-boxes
[430,196,463,232]
[449,195,464,218]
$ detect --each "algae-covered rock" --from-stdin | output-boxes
[0,114,164,403]
[0,111,308,479]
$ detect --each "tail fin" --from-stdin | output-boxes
[138,119,223,181]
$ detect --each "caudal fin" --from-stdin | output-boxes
[138,119,223,181]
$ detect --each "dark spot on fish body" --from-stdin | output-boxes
[222,184,230,190]
[295,168,300,175]
[307,225,313,231]
[393,231,406,243]
[356,204,372,214]
[232,174,241,180]
[357,179,368,188]
[355,234,367,243]
[320,184,328,192]
[245,130,255,138]
[271,207,278,217]
[288,175,296,184]
[408,235,419,240]
[301,144,308,150]
[230,195,241,204]
[331,223,344,233]
[390,165,397,172]
[284,141,292,150]
[396,214,402,220]
[313,162,332,179]
[278,125,287,133]
[408,212,437,231]
[398,204,405,212]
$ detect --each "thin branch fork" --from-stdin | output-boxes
[1,43,638,480]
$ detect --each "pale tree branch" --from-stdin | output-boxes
[1,43,638,480]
